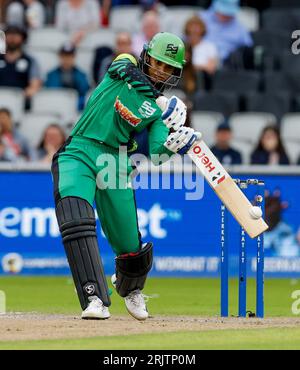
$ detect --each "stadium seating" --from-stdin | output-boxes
[293,95,300,112]
[237,7,259,32]
[162,6,259,35]
[264,73,300,109]
[281,113,300,163]
[31,89,78,125]
[280,50,300,75]
[0,88,24,123]
[110,6,142,33]
[18,112,61,148]
[212,70,261,94]
[29,49,59,80]
[193,91,239,118]
[283,141,300,164]
[270,0,300,8]
[251,29,288,71]
[281,113,300,143]
[190,111,224,146]
[27,27,69,52]
[162,6,200,36]
[28,48,94,83]
[1,3,300,165]
[262,8,300,33]
[264,71,290,93]
[229,112,276,145]
[78,29,116,50]
[252,29,291,56]
[244,92,291,120]
[76,49,94,84]
[230,139,253,164]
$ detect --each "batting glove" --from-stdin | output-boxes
[161,96,187,131]
[164,127,202,155]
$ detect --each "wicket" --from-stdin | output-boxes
[220,179,265,318]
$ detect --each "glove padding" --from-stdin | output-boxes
[164,127,202,155]
[161,96,187,131]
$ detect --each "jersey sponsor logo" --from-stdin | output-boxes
[115,97,142,126]
[192,145,226,185]
[138,101,157,118]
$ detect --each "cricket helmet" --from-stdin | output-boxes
[139,32,186,91]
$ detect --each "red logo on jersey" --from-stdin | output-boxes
[114,97,141,126]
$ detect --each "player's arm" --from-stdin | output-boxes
[109,55,188,130]
[108,53,161,99]
[147,118,173,166]
[148,118,202,165]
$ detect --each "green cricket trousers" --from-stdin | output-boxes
[51,135,141,256]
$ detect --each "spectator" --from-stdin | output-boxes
[100,0,111,27]
[97,31,134,83]
[184,15,218,75]
[199,0,253,63]
[0,2,5,23]
[132,10,160,57]
[140,0,158,11]
[0,108,36,161]
[160,0,201,4]
[251,126,290,165]
[210,122,242,165]
[55,0,100,46]
[111,0,157,8]
[37,124,66,164]
[0,122,18,162]
[179,43,197,97]
[93,45,113,85]
[6,0,46,29]
[45,43,90,110]
[0,25,42,108]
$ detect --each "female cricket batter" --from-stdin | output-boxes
[51,32,201,320]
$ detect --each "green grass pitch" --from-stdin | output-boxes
[0,276,300,350]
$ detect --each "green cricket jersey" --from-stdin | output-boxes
[53,54,175,256]
[71,54,172,159]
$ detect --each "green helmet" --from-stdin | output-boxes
[139,32,186,92]
[146,32,186,70]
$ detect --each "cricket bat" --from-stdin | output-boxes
[156,96,268,238]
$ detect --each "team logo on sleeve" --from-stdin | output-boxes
[115,97,142,126]
[138,101,157,118]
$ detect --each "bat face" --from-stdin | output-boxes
[190,142,228,188]
[156,95,268,238]
[189,141,268,238]
[214,177,269,238]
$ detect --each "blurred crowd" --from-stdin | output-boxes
[0,0,299,165]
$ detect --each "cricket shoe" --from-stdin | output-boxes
[111,274,149,321]
[81,296,110,320]
[125,290,149,321]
